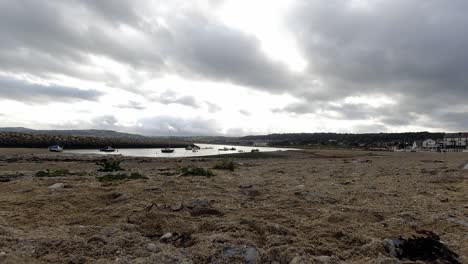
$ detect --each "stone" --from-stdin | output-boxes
[187,198,209,209]
[159,232,173,243]
[146,243,160,253]
[190,207,223,217]
[170,202,183,211]
[311,256,340,264]
[48,183,65,190]
[289,256,309,264]
[222,245,258,264]
[87,236,107,244]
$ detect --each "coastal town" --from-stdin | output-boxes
[404,133,468,152]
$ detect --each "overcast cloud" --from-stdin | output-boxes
[0,0,466,134]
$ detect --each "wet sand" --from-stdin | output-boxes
[0,149,466,263]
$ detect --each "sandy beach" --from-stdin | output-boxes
[0,149,466,263]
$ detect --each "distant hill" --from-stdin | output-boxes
[0,127,149,140]
[182,132,446,149]
[0,128,189,149]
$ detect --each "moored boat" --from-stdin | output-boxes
[48,145,63,152]
[161,148,175,153]
[99,146,115,152]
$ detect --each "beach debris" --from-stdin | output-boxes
[383,232,460,263]
[48,183,65,190]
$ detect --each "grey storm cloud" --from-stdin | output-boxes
[274,0,468,130]
[0,75,102,103]
[0,0,299,93]
[1,0,468,132]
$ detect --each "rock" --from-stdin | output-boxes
[87,236,107,244]
[170,202,183,211]
[160,232,173,243]
[190,207,223,217]
[289,255,309,264]
[311,255,340,264]
[48,183,65,190]
[222,245,258,263]
[383,236,460,263]
[463,163,468,170]
[112,194,129,203]
[146,243,160,253]
[187,198,209,209]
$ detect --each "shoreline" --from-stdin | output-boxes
[0,149,466,263]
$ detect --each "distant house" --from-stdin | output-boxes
[443,133,468,151]
[422,139,438,151]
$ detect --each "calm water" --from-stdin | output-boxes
[65,143,294,158]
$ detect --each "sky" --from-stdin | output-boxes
[0,0,467,136]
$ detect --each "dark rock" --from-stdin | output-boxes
[87,236,107,245]
[187,198,209,209]
[190,207,223,217]
[383,235,460,263]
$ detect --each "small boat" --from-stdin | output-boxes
[230,147,236,151]
[251,149,260,153]
[48,145,63,152]
[192,148,198,152]
[185,146,193,150]
[161,148,175,153]
[99,146,115,152]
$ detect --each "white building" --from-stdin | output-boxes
[422,139,438,150]
[444,133,468,151]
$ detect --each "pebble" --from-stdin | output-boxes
[159,232,173,243]
[48,183,65,190]
[170,202,183,211]
[0,252,6,260]
[146,243,160,253]
[222,246,258,263]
